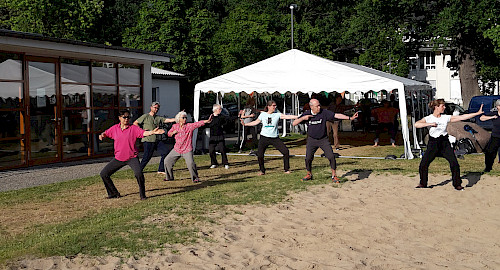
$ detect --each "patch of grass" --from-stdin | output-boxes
[0,137,498,265]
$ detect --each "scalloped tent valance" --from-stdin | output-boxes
[194,49,432,159]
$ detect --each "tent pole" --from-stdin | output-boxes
[282,94,287,137]
[237,93,241,148]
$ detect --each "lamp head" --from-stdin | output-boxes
[289,4,297,10]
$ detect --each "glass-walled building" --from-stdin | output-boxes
[0,30,173,170]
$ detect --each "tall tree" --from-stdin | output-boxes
[211,1,288,73]
[428,0,500,105]
[340,0,422,77]
[3,0,105,42]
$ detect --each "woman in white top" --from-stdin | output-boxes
[415,99,483,190]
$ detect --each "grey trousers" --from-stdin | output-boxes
[164,149,199,181]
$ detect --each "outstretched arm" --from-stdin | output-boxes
[292,115,313,126]
[450,104,483,122]
[143,128,165,137]
[480,114,498,121]
[280,114,299,120]
[334,112,359,121]
[242,118,262,127]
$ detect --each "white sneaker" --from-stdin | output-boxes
[210,165,217,169]
[224,165,229,169]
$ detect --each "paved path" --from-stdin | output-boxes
[0,134,241,193]
[0,156,164,193]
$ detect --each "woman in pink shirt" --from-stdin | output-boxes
[99,110,165,200]
[164,111,212,182]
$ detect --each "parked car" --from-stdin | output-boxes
[467,95,500,130]
[444,102,466,115]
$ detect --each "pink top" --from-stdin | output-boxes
[168,121,205,154]
[104,124,145,161]
[372,107,399,123]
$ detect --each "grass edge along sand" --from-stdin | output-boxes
[0,137,496,266]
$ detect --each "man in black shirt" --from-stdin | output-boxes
[293,99,358,182]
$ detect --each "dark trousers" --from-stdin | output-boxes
[140,141,173,172]
[257,135,290,173]
[100,157,146,199]
[374,122,397,144]
[242,126,257,148]
[484,136,500,171]
[209,139,229,166]
[419,135,461,188]
[305,137,337,172]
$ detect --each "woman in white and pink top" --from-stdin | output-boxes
[164,111,212,182]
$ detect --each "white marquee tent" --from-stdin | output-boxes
[194,49,432,159]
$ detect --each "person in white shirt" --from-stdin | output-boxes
[414,99,483,190]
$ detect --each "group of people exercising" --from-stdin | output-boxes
[99,97,498,199]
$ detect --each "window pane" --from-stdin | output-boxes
[62,84,90,108]
[63,134,90,158]
[119,86,141,107]
[94,136,114,155]
[0,82,23,109]
[0,53,22,80]
[93,85,117,107]
[93,109,117,133]
[119,64,141,85]
[0,139,25,168]
[92,62,116,84]
[0,111,24,138]
[29,62,56,109]
[126,108,142,122]
[61,59,90,83]
[62,109,91,133]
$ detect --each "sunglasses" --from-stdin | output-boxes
[121,115,131,119]
[181,117,187,119]
[269,104,277,107]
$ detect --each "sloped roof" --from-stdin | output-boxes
[195,49,430,94]
[151,67,186,79]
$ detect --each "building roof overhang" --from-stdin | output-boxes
[0,29,173,64]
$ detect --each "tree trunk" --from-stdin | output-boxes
[458,50,481,108]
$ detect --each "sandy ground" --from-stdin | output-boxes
[11,173,500,270]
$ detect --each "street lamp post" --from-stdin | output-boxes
[290,4,297,49]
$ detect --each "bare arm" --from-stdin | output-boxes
[480,114,498,121]
[163,118,176,123]
[242,118,262,127]
[203,114,213,124]
[280,114,299,120]
[143,128,165,137]
[414,118,437,129]
[450,104,483,122]
[292,115,313,126]
[334,112,359,121]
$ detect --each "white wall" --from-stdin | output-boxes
[152,78,181,118]
[408,50,462,104]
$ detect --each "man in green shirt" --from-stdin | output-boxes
[134,102,176,174]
